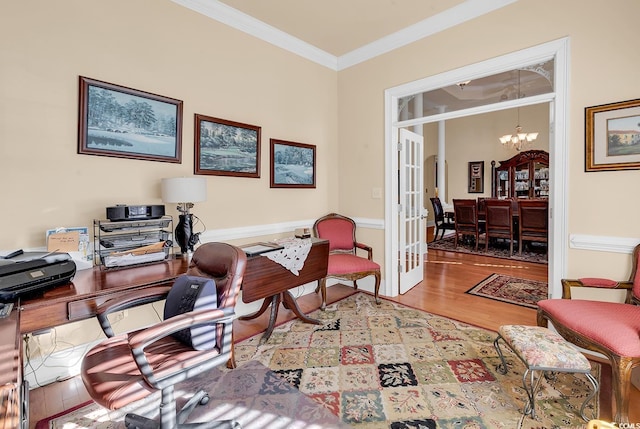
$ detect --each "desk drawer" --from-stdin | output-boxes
[67,296,113,321]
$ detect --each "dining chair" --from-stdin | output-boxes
[452,199,484,251]
[518,199,548,255]
[429,197,455,241]
[484,199,514,256]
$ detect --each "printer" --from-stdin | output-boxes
[0,252,77,301]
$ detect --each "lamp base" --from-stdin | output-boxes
[175,213,194,255]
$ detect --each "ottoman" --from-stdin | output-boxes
[494,325,599,421]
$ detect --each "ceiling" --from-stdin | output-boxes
[173,0,553,114]
[172,0,519,70]
[216,0,467,57]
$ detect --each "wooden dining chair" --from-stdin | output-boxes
[484,199,514,256]
[430,197,455,241]
[452,199,484,251]
[518,199,548,255]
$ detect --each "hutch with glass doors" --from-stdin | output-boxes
[490,150,549,199]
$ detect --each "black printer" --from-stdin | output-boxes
[0,252,77,301]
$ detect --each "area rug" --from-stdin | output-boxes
[35,360,346,429]
[428,236,548,265]
[233,292,597,429]
[466,274,548,309]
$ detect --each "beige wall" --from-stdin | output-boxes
[0,0,338,250]
[338,0,640,280]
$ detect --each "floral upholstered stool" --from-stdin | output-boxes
[494,325,599,422]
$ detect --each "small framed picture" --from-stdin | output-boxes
[585,98,640,171]
[195,114,261,177]
[468,161,484,193]
[78,76,182,163]
[270,139,316,188]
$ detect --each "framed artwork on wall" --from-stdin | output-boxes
[270,139,316,188]
[586,98,640,171]
[468,161,484,193]
[78,76,183,163]
[194,114,261,177]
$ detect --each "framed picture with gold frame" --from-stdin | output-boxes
[586,98,640,171]
[468,161,484,193]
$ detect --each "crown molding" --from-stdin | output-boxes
[171,0,337,69]
[172,0,518,71]
[337,0,519,70]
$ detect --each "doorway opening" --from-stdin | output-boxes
[384,38,569,298]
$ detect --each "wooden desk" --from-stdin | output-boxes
[240,238,329,343]
[0,240,329,428]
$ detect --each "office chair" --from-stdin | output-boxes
[81,242,247,429]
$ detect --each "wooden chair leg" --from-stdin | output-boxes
[612,356,633,423]
[319,277,328,311]
[373,271,381,305]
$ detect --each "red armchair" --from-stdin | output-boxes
[537,243,640,423]
[313,213,381,310]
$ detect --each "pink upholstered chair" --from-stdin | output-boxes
[537,243,640,423]
[313,213,381,310]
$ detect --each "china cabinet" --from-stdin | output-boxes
[491,150,549,199]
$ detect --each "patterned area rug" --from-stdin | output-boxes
[234,293,598,429]
[428,236,548,265]
[35,360,345,429]
[466,274,548,309]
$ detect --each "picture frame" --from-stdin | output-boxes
[194,114,261,177]
[585,98,640,171]
[78,76,182,163]
[270,139,316,188]
[468,161,484,193]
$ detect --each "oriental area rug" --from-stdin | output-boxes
[428,236,548,265]
[38,293,596,429]
[466,274,548,309]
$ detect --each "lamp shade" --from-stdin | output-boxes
[161,177,207,203]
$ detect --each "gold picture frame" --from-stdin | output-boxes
[585,98,640,171]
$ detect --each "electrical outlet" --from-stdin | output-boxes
[372,187,382,199]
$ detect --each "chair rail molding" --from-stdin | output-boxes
[569,234,640,254]
[200,217,385,242]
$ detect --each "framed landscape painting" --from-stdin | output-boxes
[585,98,640,171]
[270,139,316,188]
[195,114,261,178]
[78,76,182,163]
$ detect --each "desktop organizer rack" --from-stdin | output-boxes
[93,216,173,270]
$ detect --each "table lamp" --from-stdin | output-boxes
[161,177,207,255]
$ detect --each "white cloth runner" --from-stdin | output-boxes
[263,237,312,276]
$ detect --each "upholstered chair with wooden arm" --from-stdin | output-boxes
[81,242,247,429]
[537,243,640,424]
[313,213,381,310]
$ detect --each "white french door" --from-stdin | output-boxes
[398,128,425,294]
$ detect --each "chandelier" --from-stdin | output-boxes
[498,70,538,151]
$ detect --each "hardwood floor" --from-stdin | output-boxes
[28,239,639,427]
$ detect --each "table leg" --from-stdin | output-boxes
[238,296,272,321]
[282,290,321,325]
[260,295,282,344]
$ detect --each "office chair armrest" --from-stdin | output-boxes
[95,285,172,338]
[127,307,235,389]
[355,242,373,260]
[561,278,633,301]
